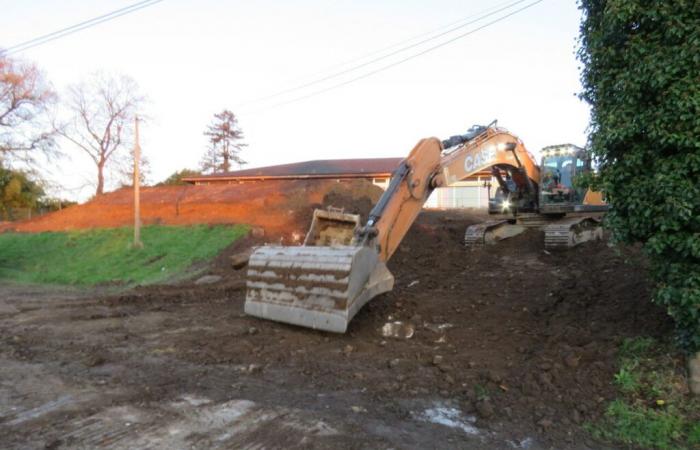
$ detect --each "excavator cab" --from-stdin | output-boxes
[535,144,607,248]
[539,144,589,214]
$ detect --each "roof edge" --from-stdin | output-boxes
[182,172,395,182]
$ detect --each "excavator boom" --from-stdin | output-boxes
[244,124,540,332]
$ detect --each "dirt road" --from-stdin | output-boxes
[0,211,667,449]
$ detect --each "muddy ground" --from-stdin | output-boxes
[0,210,670,449]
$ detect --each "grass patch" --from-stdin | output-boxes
[589,337,700,450]
[473,384,491,401]
[0,225,248,286]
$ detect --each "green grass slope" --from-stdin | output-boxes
[589,337,700,450]
[0,225,248,286]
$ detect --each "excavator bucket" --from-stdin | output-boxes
[244,209,394,333]
[245,246,394,333]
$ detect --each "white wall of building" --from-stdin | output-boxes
[425,178,493,209]
[373,176,496,209]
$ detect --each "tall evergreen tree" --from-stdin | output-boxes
[200,110,246,173]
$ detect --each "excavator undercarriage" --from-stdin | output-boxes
[465,141,607,249]
[464,213,604,249]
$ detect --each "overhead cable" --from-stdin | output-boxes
[2,0,164,56]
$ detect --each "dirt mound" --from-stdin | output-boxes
[376,212,668,443]
[0,179,384,237]
[92,209,668,448]
[322,181,381,217]
[0,209,672,448]
[289,181,382,233]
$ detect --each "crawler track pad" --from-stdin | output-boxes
[544,217,603,248]
[244,246,394,333]
[464,220,525,247]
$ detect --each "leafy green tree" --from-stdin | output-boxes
[157,168,201,186]
[578,1,700,351]
[0,164,44,218]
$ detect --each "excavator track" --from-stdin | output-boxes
[544,216,603,249]
[465,220,505,246]
[464,220,526,247]
[465,215,604,249]
[514,213,558,228]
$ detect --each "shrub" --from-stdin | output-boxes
[578,0,700,352]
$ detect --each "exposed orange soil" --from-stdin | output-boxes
[0,179,383,235]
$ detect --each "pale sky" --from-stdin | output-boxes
[3,0,589,200]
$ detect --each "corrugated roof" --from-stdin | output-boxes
[184,157,403,181]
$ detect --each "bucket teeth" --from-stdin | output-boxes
[245,245,394,333]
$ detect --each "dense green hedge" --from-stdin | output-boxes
[578,1,700,352]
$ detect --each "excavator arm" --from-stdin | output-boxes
[360,126,539,261]
[244,124,539,332]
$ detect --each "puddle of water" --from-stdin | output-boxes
[419,405,479,435]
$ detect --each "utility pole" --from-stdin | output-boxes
[133,116,143,249]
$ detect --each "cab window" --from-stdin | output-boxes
[541,155,575,189]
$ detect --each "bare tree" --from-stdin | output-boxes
[0,56,56,166]
[56,73,144,195]
[200,110,246,173]
[113,150,151,188]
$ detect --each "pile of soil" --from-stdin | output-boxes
[375,212,670,443]
[101,209,669,448]
[0,179,384,238]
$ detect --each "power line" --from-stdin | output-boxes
[3,0,163,55]
[317,0,528,72]
[1,0,164,56]
[239,0,524,104]
[241,0,529,106]
[255,0,545,112]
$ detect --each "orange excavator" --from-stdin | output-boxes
[245,123,606,333]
